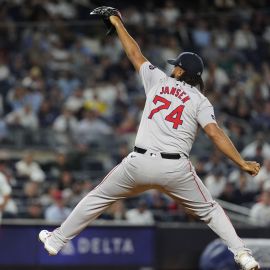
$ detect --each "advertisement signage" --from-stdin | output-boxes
[39,226,155,265]
[0,225,155,266]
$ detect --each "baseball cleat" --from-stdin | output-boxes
[234,250,260,270]
[38,230,58,256]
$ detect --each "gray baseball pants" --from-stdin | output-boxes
[49,150,246,255]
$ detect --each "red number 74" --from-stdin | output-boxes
[148,95,185,129]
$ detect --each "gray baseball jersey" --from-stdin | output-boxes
[135,62,216,156]
[44,61,247,258]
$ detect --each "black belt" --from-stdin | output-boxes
[134,146,187,159]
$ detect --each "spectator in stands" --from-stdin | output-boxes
[93,77,127,113]
[249,191,270,226]
[22,71,44,113]
[68,181,85,208]
[44,0,77,19]
[57,71,80,98]
[262,62,270,90]
[123,6,143,25]
[213,22,230,49]
[74,110,112,146]
[245,143,264,165]
[0,54,10,90]
[6,85,27,112]
[162,0,180,24]
[253,101,270,130]
[115,109,137,135]
[6,104,39,130]
[0,161,18,217]
[202,61,229,93]
[65,88,84,113]
[254,159,270,190]
[0,162,12,222]
[203,151,227,174]
[201,38,220,64]
[145,190,169,212]
[226,121,244,150]
[57,170,74,200]
[229,170,258,204]
[22,181,40,208]
[53,108,78,145]
[194,158,208,179]
[126,199,154,225]
[38,100,59,128]
[111,98,130,127]
[47,152,69,179]
[241,132,270,160]
[111,141,130,164]
[0,118,8,142]
[234,23,257,51]
[40,185,60,207]
[53,108,78,133]
[263,25,270,44]
[229,170,255,194]
[192,20,211,48]
[167,199,188,222]
[45,191,72,223]
[102,200,126,221]
[205,168,226,198]
[219,182,239,204]
[48,86,65,110]
[69,180,94,207]
[21,200,44,219]
[15,152,45,182]
[160,36,179,64]
[110,200,126,220]
[84,92,108,116]
[143,190,170,221]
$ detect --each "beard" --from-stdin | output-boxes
[170,73,182,81]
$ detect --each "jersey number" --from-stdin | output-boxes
[148,95,185,129]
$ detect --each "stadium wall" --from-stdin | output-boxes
[0,221,269,270]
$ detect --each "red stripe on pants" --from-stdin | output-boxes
[93,164,120,191]
[188,161,207,202]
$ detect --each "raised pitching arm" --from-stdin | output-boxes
[109,16,147,71]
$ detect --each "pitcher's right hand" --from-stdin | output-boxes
[240,161,260,176]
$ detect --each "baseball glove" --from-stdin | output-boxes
[90,6,122,36]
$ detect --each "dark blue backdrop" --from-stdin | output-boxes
[0,225,155,266]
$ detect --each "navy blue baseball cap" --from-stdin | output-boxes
[167,52,204,77]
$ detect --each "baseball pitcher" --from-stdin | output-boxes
[39,7,260,270]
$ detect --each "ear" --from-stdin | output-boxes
[172,66,185,79]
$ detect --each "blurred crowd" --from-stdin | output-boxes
[0,0,270,226]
